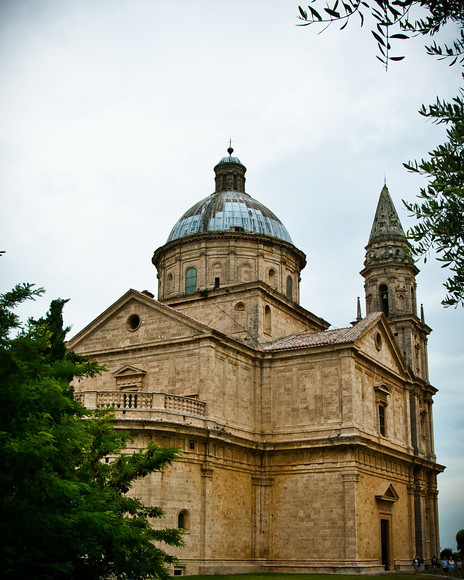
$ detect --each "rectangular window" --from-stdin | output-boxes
[379,404,386,436]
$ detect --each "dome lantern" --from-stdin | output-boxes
[214,146,247,193]
[166,149,292,243]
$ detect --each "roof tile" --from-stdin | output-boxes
[263,312,383,352]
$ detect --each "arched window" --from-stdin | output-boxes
[177,509,189,530]
[286,276,293,301]
[268,268,276,288]
[167,272,174,293]
[233,302,246,332]
[239,262,252,283]
[411,285,417,315]
[374,382,390,437]
[379,284,389,316]
[185,268,197,295]
[264,305,271,335]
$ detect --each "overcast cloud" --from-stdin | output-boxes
[1,0,462,550]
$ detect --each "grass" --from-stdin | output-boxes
[183,574,428,580]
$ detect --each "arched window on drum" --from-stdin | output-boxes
[185,268,197,295]
[286,276,293,301]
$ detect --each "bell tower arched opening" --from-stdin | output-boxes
[379,284,389,316]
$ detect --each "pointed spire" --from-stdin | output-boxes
[368,184,406,243]
[351,297,363,326]
[363,183,415,270]
[356,296,362,321]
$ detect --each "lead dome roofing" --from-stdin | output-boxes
[167,190,292,243]
[167,151,292,244]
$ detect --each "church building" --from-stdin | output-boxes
[69,148,443,575]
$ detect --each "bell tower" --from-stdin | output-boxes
[361,185,439,561]
[360,185,431,381]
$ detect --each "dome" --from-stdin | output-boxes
[167,150,293,244]
[167,190,293,243]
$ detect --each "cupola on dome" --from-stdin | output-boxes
[167,149,292,244]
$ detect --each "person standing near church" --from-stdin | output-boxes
[432,556,438,573]
[456,557,462,578]
[449,557,455,577]
[413,556,421,574]
[443,557,449,577]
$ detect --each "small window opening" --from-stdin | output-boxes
[378,404,386,436]
[177,509,189,530]
[233,174,237,189]
[379,284,389,316]
[214,277,220,289]
[286,276,293,301]
[264,305,271,335]
[189,441,195,450]
[173,569,184,576]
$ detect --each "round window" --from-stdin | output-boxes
[127,314,141,331]
[375,332,382,350]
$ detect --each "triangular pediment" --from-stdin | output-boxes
[354,314,408,377]
[67,289,214,354]
[113,365,146,378]
[376,482,399,503]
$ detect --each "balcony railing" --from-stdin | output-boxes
[74,391,206,417]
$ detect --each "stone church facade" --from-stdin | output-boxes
[69,149,443,575]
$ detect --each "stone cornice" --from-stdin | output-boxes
[152,229,307,270]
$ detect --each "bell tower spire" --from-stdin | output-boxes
[360,184,430,380]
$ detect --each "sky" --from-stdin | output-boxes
[1,0,462,552]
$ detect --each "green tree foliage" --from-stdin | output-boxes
[457,528,464,555]
[297,0,464,69]
[441,547,454,559]
[0,284,183,579]
[403,91,464,307]
[297,0,464,306]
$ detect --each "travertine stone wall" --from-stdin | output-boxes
[169,284,328,343]
[153,231,306,305]
[69,288,441,574]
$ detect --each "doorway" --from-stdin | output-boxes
[381,518,390,570]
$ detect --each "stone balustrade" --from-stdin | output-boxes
[74,390,206,417]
